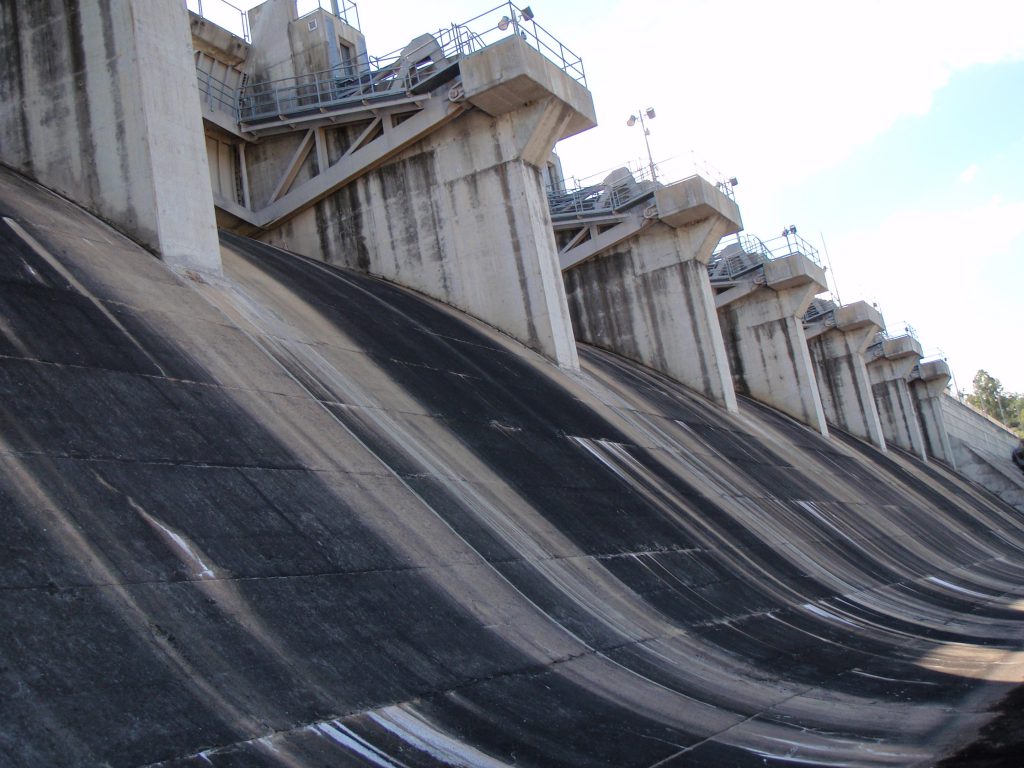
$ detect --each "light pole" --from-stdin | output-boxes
[626,107,657,182]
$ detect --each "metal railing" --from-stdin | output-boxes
[876,322,918,342]
[185,0,251,42]
[444,2,587,85]
[803,297,838,325]
[546,167,656,219]
[197,68,242,117]
[761,231,821,265]
[238,57,414,122]
[707,234,774,282]
[235,2,585,124]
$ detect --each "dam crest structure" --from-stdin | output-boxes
[1,0,1024,765]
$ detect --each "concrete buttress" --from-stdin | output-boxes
[562,176,742,410]
[256,36,596,369]
[910,359,956,467]
[0,0,221,274]
[805,301,887,450]
[716,254,829,434]
[866,334,928,460]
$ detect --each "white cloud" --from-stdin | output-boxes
[557,0,1024,188]
[959,164,979,183]
[830,198,1024,391]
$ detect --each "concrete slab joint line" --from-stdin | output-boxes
[561,175,741,411]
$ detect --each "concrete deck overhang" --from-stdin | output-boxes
[913,359,952,385]
[460,36,597,140]
[763,253,828,292]
[834,301,884,333]
[189,11,250,66]
[878,335,925,364]
[654,176,742,232]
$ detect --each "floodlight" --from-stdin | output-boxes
[521,6,534,21]
[626,115,637,127]
[498,15,510,30]
[645,107,656,119]
[729,177,738,187]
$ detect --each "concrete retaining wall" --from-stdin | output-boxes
[941,394,1024,511]
[0,0,220,273]
[941,394,1020,462]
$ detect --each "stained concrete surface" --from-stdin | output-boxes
[2,165,1024,766]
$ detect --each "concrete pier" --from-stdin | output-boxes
[561,176,742,409]
[1,0,221,273]
[804,300,887,449]
[715,254,829,434]
[909,359,956,466]
[240,30,596,368]
[865,333,927,459]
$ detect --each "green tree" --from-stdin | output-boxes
[967,370,1024,436]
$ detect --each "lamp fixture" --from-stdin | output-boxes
[627,107,658,181]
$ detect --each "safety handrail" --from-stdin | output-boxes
[546,172,654,219]
[196,69,241,117]
[707,234,774,281]
[761,231,821,265]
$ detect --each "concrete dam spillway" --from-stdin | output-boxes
[4,165,1024,766]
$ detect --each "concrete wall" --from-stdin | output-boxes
[259,107,580,367]
[870,374,925,459]
[909,361,955,466]
[563,183,740,410]
[246,0,367,82]
[866,338,926,460]
[808,326,886,449]
[0,0,220,273]
[942,396,1024,510]
[942,395,1020,464]
[252,36,595,368]
[716,256,828,434]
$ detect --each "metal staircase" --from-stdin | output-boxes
[708,231,821,288]
[550,168,660,270]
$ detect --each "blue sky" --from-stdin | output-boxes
[226,0,1024,394]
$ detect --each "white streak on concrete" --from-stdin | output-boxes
[926,576,991,599]
[315,722,400,767]
[368,705,510,767]
[801,602,857,628]
[140,509,217,580]
[849,669,938,686]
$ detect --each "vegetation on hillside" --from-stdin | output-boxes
[967,370,1024,438]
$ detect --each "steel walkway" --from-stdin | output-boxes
[193,1,586,230]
